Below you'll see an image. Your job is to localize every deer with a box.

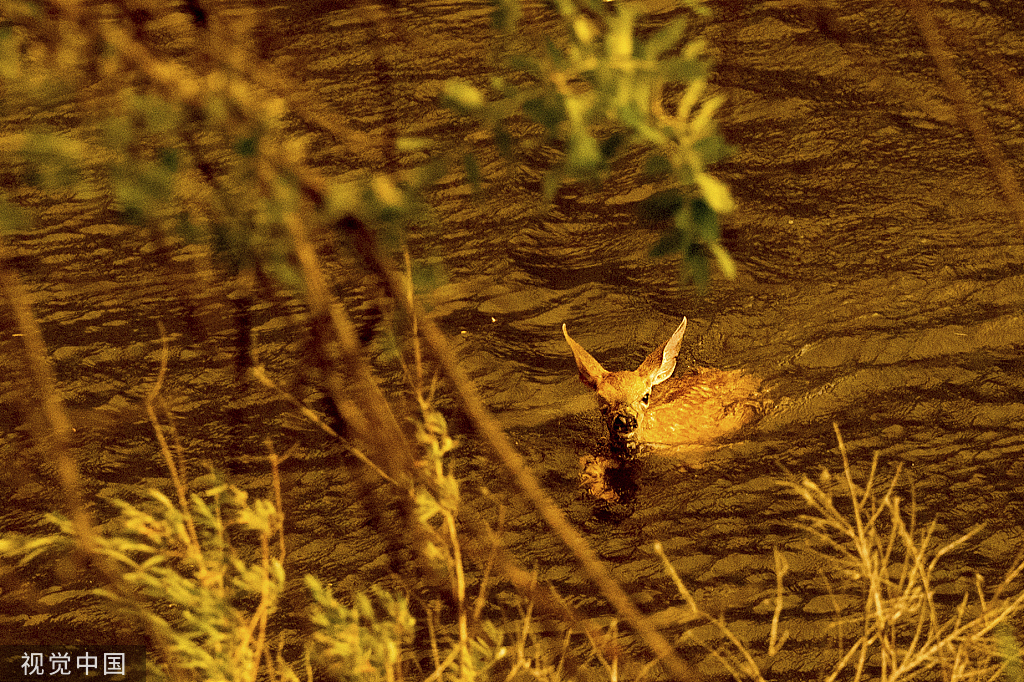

[563,318,761,460]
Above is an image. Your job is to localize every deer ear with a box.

[636,318,687,386]
[563,323,609,389]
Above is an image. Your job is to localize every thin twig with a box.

[768,547,789,656]
[251,365,402,488]
[146,322,201,553]
[0,243,188,680]
[903,0,1024,226]
[654,541,766,682]
[266,440,287,564]
[343,215,699,681]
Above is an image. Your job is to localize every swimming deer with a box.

[563,318,760,458]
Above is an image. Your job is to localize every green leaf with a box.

[572,16,596,45]
[565,129,601,176]
[690,93,726,139]
[692,198,719,242]
[551,0,573,15]
[493,124,514,159]
[441,80,485,113]
[323,180,360,221]
[661,57,707,83]
[370,174,405,210]
[684,36,709,60]
[637,188,685,222]
[686,245,710,291]
[681,0,713,18]
[522,94,566,131]
[606,7,637,60]
[695,171,734,213]
[635,120,669,145]
[235,134,258,157]
[616,98,642,129]
[693,133,733,165]
[643,17,688,60]
[598,131,627,161]
[490,0,522,33]
[563,91,595,126]
[673,202,692,235]
[673,162,695,186]
[175,211,202,243]
[643,153,673,179]
[405,156,448,191]
[464,152,482,192]
[650,225,685,257]
[577,0,610,15]
[543,37,568,69]
[505,53,542,75]
[709,242,736,279]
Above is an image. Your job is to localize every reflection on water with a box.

[3,0,1024,677]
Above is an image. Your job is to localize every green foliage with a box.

[442,0,735,288]
[0,448,444,682]
[306,577,414,682]
[0,3,440,290]
[0,1,746,680]
[0,404,565,682]
[6,400,1024,682]
[1,484,291,682]
[0,0,737,291]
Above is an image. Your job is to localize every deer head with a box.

[563,318,687,453]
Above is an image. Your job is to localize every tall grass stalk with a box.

[651,425,1024,682]
[790,425,1024,682]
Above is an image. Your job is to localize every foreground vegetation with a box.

[3,407,1023,681]
[0,0,734,677]
[1,0,1023,680]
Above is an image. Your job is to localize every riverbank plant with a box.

[3,408,1024,681]
[654,427,1024,682]
[0,0,732,677]
[1,0,1023,681]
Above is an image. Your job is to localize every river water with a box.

[2,0,1024,679]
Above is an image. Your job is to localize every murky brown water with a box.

[3,0,1024,678]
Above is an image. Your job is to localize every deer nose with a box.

[611,413,637,435]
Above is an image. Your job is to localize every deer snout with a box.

[610,412,638,437]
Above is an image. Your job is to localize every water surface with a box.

[2,1,1024,678]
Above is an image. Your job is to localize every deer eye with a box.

[641,391,651,406]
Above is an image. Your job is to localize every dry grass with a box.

[4,308,1024,682]
[651,424,1024,682]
